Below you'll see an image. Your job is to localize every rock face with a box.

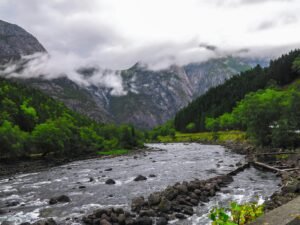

[0,20,268,129]
[25,59,262,129]
[0,20,46,63]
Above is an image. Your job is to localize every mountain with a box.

[174,50,300,132]
[107,59,259,128]
[21,77,112,123]
[23,58,257,129]
[0,20,46,63]
[0,76,143,159]
[0,19,266,129]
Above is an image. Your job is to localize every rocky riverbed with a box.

[0,143,281,225]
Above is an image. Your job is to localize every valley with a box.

[0,8,299,225]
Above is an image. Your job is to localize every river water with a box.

[0,143,281,225]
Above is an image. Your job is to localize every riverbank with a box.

[1,143,272,225]
[82,164,251,225]
[157,131,300,213]
[0,147,151,179]
[0,138,298,225]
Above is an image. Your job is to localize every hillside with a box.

[174,50,300,132]
[22,57,261,129]
[0,20,265,129]
[0,77,143,159]
[0,20,46,63]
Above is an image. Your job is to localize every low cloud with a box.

[0,0,300,87]
[0,52,127,96]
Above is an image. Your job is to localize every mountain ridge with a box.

[0,19,267,129]
[0,20,46,64]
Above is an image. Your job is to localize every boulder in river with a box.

[139,209,156,217]
[163,186,178,200]
[156,217,168,225]
[49,195,71,205]
[5,200,20,207]
[148,192,161,206]
[158,197,171,213]
[32,218,57,225]
[99,219,111,225]
[134,175,147,182]
[105,179,116,185]
[175,183,188,194]
[131,196,145,212]
[175,213,187,219]
[136,216,153,225]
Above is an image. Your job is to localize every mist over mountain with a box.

[0,19,267,129]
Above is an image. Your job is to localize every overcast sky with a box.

[1,0,300,70]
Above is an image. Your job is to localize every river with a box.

[0,143,281,225]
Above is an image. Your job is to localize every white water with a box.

[0,143,280,224]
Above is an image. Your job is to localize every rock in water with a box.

[131,196,145,212]
[156,217,168,225]
[158,197,171,213]
[148,192,161,206]
[136,217,153,225]
[105,179,116,185]
[49,195,71,205]
[134,175,147,181]
[32,218,57,225]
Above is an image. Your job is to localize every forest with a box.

[174,50,300,132]
[0,78,144,159]
[150,50,300,148]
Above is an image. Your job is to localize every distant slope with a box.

[174,50,300,132]
[0,77,143,159]
[0,20,46,63]
[20,77,112,123]
[0,19,266,129]
[107,59,260,129]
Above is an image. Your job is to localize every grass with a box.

[157,130,246,143]
[97,149,129,156]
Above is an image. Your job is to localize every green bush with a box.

[209,202,264,225]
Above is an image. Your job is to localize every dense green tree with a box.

[205,86,300,147]
[0,77,145,159]
[79,126,104,152]
[174,50,300,132]
[0,120,28,159]
[31,119,68,156]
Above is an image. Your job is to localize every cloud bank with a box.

[0,0,300,92]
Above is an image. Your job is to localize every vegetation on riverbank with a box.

[204,82,300,147]
[155,130,246,144]
[150,50,300,149]
[0,78,144,160]
[174,50,300,134]
[96,149,129,156]
[209,201,264,225]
